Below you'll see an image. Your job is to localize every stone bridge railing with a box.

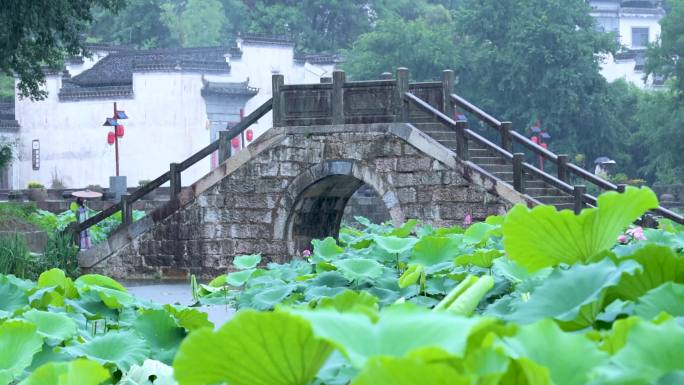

[272,69,448,127]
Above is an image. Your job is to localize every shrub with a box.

[0,233,36,278]
[27,181,44,189]
[86,184,103,193]
[42,231,80,277]
[138,179,151,187]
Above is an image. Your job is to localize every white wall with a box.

[12,42,337,189]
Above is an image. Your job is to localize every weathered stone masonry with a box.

[83,123,524,279]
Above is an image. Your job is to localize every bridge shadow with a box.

[279,160,398,254]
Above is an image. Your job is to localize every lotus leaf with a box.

[19,359,109,385]
[233,254,261,270]
[173,310,333,385]
[64,331,150,371]
[502,187,658,271]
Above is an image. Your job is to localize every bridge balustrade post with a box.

[573,185,586,214]
[381,72,392,80]
[332,70,346,125]
[396,67,409,122]
[442,70,455,117]
[218,131,229,164]
[557,154,569,182]
[272,74,284,127]
[121,193,133,226]
[617,184,626,193]
[170,163,181,200]
[455,120,469,161]
[500,121,512,152]
[513,153,525,193]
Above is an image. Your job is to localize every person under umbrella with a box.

[72,190,102,250]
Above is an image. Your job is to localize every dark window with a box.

[632,27,650,48]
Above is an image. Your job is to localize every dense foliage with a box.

[3,187,684,384]
[0,0,125,100]
[0,268,211,385]
[0,203,144,279]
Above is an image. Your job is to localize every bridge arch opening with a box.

[283,161,396,254]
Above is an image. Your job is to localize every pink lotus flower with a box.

[463,214,473,226]
[617,234,629,244]
[302,249,311,257]
[627,226,646,241]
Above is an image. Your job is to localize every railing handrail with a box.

[75,98,273,234]
[448,92,684,224]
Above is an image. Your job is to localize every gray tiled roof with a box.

[58,46,235,101]
[201,80,258,97]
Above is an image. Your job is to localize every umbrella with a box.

[594,157,616,164]
[530,126,542,133]
[71,190,103,199]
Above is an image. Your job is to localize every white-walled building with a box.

[588,0,666,87]
[2,36,338,189]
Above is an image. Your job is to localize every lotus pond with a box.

[2,186,684,385]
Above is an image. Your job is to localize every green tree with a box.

[343,4,456,80]
[453,0,619,161]
[0,0,125,100]
[647,0,684,96]
[90,0,176,48]
[161,0,227,47]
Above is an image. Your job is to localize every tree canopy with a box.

[0,0,125,100]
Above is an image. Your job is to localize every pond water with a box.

[123,281,235,327]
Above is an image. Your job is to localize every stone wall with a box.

[83,123,525,280]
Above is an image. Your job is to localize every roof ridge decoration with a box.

[237,33,295,46]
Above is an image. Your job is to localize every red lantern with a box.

[107,131,115,145]
[246,129,254,142]
[231,137,240,149]
[115,124,125,137]
[531,136,539,144]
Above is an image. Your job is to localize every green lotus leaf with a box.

[37,268,78,297]
[411,236,461,266]
[502,186,658,271]
[317,290,379,318]
[492,257,552,283]
[304,286,347,301]
[120,359,177,385]
[633,282,684,319]
[507,259,640,329]
[311,237,343,262]
[609,244,684,301]
[76,274,127,292]
[351,357,469,385]
[398,264,424,288]
[91,286,138,309]
[598,317,642,354]
[455,249,503,268]
[233,254,262,270]
[29,286,65,308]
[173,310,333,385]
[501,319,609,385]
[290,306,487,368]
[592,319,684,385]
[22,309,77,345]
[655,372,684,385]
[133,310,186,364]
[64,290,118,320]
[463,222,495,245]
[374,235,418,254]
[63,331,150,372]
[0,275,28,317]
[226,269,255,287]
[334,258,383,283]
[387,219,419,238]
[18,359,110,385]
[163,305,214,331]
[0,320,44,385]
[250,284,295,310]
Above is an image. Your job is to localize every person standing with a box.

[76,197,92,250]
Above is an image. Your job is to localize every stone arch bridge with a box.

[77,69,683,279]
